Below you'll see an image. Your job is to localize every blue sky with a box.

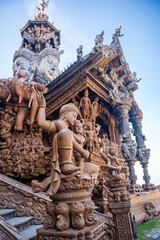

[0,0,160,185]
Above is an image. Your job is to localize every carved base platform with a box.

[127,184,143,194]
[37,220,105,240]
[142,183,156,191]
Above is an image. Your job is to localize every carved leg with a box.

[58,129,81,174]
[27,94,38,126]
[59,148,80,174]
[14,106,28,131]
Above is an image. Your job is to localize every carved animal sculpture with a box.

[84,201,97,226]
[9,74,47,130]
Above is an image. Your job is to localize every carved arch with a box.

[99,104,117,143]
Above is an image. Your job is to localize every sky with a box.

[0,0,160,185]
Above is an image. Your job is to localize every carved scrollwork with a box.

[0,180,48,224]
[43,202,56,229]
[97,213,116,240]
[55,202,70,231]
[70,202,85,230]
[84,200,97,226]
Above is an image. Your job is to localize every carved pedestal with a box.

[127,184,143,194]
[108,201,133,240]
[142,183,156,192]
[37,221,105,240]
[107,179,134,240]
[36,175,106,240]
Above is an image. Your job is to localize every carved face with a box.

[66,111,77,126]
[109,147,116,155]
[87,123,92,130]
[38,55,60,81]
[13,57,31,77]
[74,121,83,133]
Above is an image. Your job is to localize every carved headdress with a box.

[38,47,61,63]
[13,48,36,62]
[59,103,79,117]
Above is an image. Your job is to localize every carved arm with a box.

[36,94,56,133]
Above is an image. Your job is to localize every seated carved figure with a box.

[101,142,125,181]
[32,96,99,197]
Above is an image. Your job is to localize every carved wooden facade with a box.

[0,2,154,240]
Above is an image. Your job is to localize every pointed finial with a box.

[37,0,49,14]
[35,0,49,21]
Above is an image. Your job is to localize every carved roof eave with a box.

[47,51,117,92]
[20,20,61,42]
[46,51,118,99]
[45,51,119,116]
[45,70,114,116]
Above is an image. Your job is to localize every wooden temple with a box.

[0,1,156,239]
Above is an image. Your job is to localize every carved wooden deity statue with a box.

[32,95,102,237]
[101,142,125,181]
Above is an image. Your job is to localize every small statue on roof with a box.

[35,0,49,21]
[133,72,141,83]
[77,45,83,61]
[95,31,104,50]
[112,25,124,43]
[37,0,49,15]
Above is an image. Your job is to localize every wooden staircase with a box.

[0,173,51,240]
[0,208,43,239]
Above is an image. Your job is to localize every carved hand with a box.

[37,93,46,107]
